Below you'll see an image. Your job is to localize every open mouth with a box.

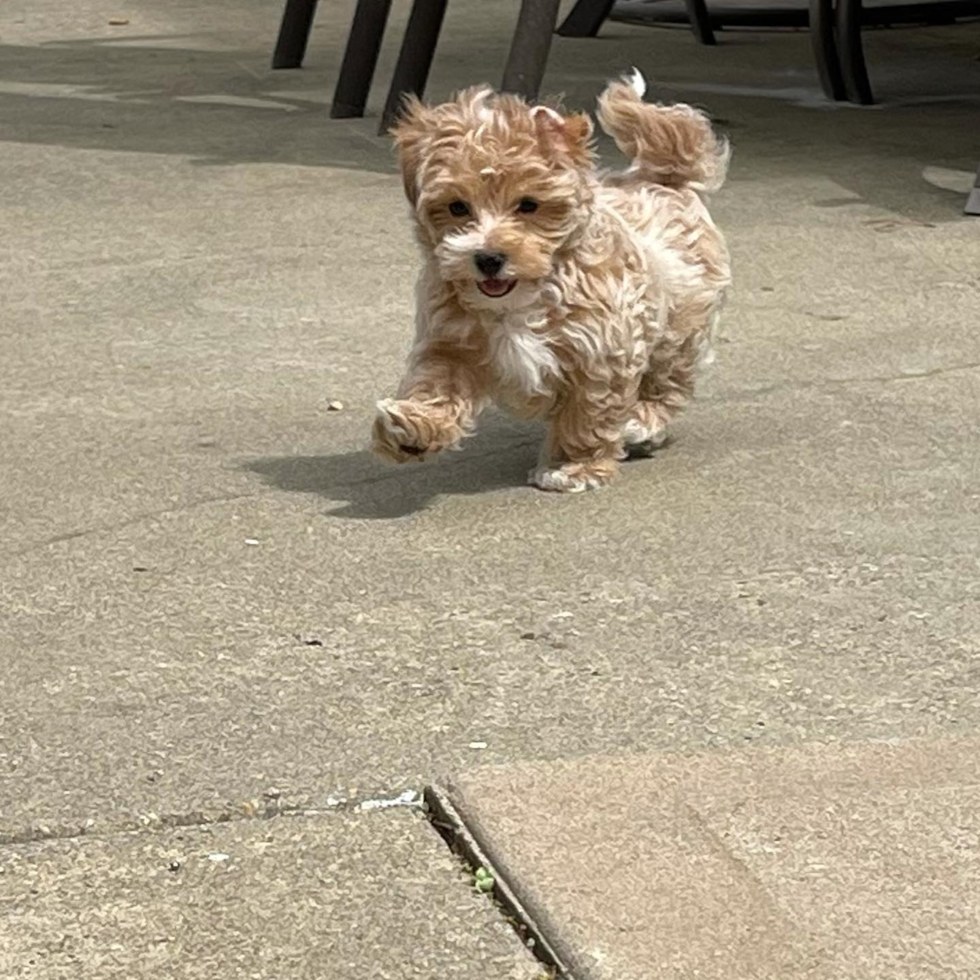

[477,277,517,298]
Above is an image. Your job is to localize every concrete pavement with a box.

[439,738,980,979]
[2,0,979,974]
[0,806,539,979]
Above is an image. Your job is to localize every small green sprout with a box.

[473,866,495,893]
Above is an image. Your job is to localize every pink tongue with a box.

[482,278,508,294]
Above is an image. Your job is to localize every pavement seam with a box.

[425,783,570,980]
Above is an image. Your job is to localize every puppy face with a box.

[393,89,594,310]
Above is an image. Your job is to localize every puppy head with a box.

[393,88,594,309]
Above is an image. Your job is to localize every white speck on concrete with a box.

[357,790,419,812]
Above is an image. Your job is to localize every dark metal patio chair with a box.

[559,0,980,106]
[272,0,563,133]
[557,0,980,212]
[272,0,979,213]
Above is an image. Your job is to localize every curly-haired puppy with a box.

[372,70,730,492]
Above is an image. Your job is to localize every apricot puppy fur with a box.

[372,71,730,492]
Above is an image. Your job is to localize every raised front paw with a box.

[371,398,465,464]
[528,458,620,493]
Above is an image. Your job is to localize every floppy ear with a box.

[531,105,595,167]
[391,96,435,205]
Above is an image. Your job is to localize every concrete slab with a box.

[0,807,540,979]
[1,16,980,980]
[440,738,980,980]
[2,0,980,847]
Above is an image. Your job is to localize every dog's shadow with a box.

[244,416,542,520]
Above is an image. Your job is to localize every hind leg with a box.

[621,338,700,456]
[621,399,670,458]
[627,295,721,454]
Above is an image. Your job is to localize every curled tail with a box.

[596,69,730,193]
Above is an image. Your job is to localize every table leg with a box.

[685,0,717,44]
[331,0,393,118]
[272,0,319,69]
[837,0,875,103]
[809,0,846,100]
[501,0,564,100]
[556,0,616,37]
[379,0,450,133]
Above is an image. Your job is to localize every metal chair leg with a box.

[331,0,393,118]
[836,0,874,103]
[556,0,616,37]
[272,0,319,69]
[501,0,563,99]
[809,0,846,100]
[379,0,449,133]
[685,0,717,44]
[966,162,980,216]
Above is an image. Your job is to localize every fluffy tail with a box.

[596,69,730,193]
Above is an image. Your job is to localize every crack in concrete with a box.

[0,789,423,849]
[717,359,980,401]
[4,490,267,561]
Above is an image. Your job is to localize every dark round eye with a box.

[448,200,470,217]
[517,197,539,214]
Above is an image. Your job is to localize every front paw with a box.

[528,459,619,493]
[371,398,464,463]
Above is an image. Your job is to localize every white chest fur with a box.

[484,314,559,398]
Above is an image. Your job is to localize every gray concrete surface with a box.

[1,0,979,974]
[442,738,980,979]
[0,806,539,979]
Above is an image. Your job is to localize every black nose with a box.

[474,251,506,277]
